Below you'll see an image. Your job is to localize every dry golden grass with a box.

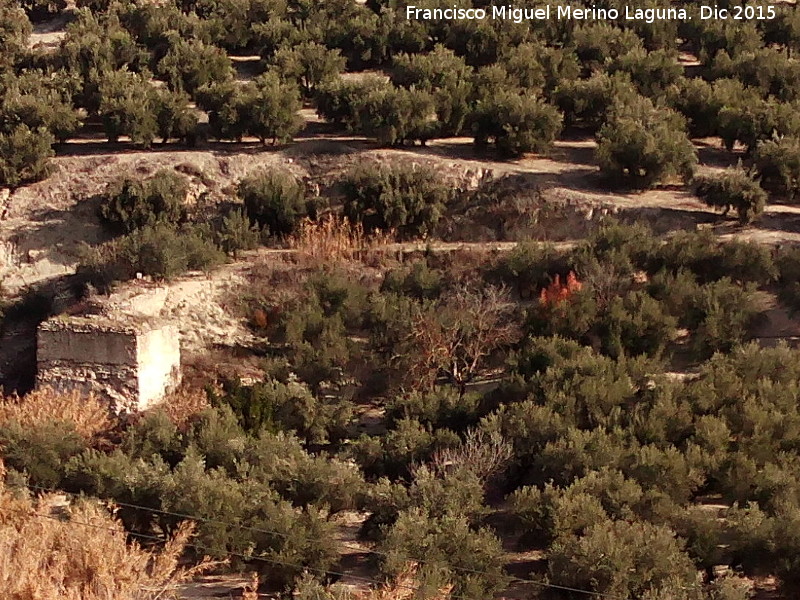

[360,564,453,600]
[0,388,113,441]
[156,387,212,431]
[288,215,394,265]
[0,460,214,600]
[289,563,453,600]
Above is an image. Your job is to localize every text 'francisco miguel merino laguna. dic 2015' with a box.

[405,5,692,23]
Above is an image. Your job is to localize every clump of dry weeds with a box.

[156,387,212,431]
[362,564,453,600]
[0,460,213,600]
[289,215,393,265]
[0,388,113,441]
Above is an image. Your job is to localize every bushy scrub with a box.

[753,136,800,199]
[209,377,353,444]
[238,169,307,236]
[596,95,697,188]
[79,222,225,286]
[99,169,187,233]
[472,91,563,157]
[0,124,54,188]
[341,163,450,238]
[379,509,507,600]
[548,520,701,599]
[694,167,767,224]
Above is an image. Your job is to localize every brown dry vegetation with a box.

[288,214,394,266]
[0,387,113,441]
[151,387,211,431]
[358,564,453,600]
[0,460,210,600]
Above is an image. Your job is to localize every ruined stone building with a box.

[36,315,181,413]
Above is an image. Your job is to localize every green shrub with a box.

[156,38,233,96]
[571,23,643,73]
[667,77,718,138]
[548,519,701,599]
[97,69,158,147]
[609,48,682,98]
[238,169,307,236]
[0,0,31,71]
[210,377,353,444]
[493,241,570,299]
[596,95,696,188]
[582,219,658,271]
[341,163,450,238]
[695,167,767,224]
[713,48,800,102]
[80,222,225,285]
[471,91,563,157]
[380,261,443,300]
[406,464,488,522]
[316,75,393,129]
[65,444,339,588]
[694,20,763,64]
[0,75,81,142]
[0,124,54,188]
[686,278,759,358]
[555,72,638,132]
[379,508,508,600]
[351,83,439,146]
[214,207,261,256]
[391,44,474,136]
[0,420,87,488]
[197,75,302,143]
[271,41,346,97]
[652,230,777,285]
[351,418,460,479]
[124,406,182,454]
[718,100,800,153]
[529,427,628,489]
[525,285,599,344]
[532,349,643,430]
[99,169,187,233]
[244,72,304,144]
[386,388,482,432]
[598,291,677,359]
[63,448,172,533]
[510,483,609,544]
[500,41,580,94]
[753,136,800,199]
[153,89,198,144]
[625,443,705,504]
[778,246,800,314]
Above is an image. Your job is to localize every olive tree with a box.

[694,167,767,224]
[596,95,696,188]
[271,41,346,97]
[472,91,563,157]
[0,125,54,189]
[752,136,800,200]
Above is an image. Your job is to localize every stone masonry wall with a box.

[36,316,181,413]
[136,325,181,410]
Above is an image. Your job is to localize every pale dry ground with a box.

[27,12,70,50]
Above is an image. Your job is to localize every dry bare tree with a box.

[428,428,513,484]
[403,284,520,396]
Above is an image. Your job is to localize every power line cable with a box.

[10,481,629,599]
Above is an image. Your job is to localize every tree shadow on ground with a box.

[9,195,109,270]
